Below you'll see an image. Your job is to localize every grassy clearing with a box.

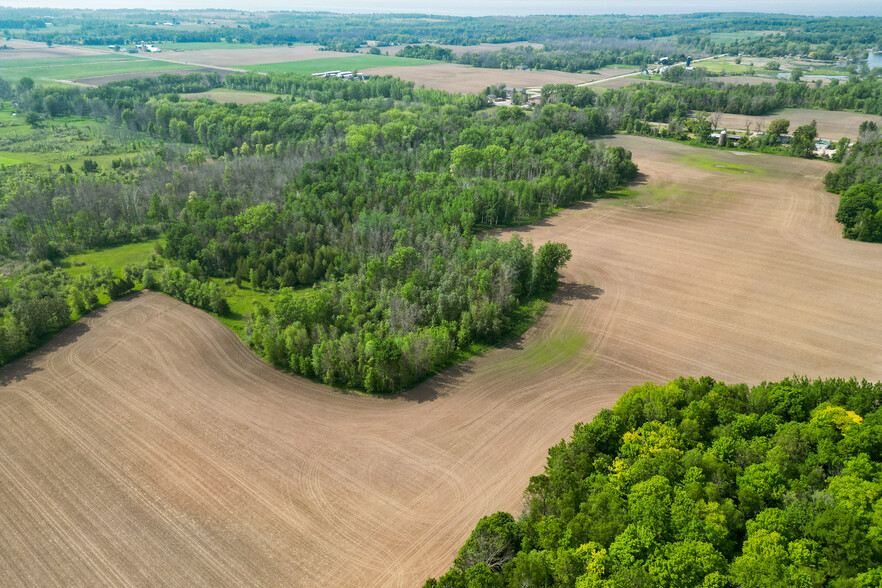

[182,88,280,104]
[243,54,436,74]
[0,55,197,82]
[0,103,153,171]
[211,279,280,336]
[59,240,161,278]
[0,153,25,165]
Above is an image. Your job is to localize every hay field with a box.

[706,108,882,139]
[3,136,882,586]
[0,54,199,83]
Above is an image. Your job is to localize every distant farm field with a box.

[0,54,198,82]
[701,108,882,140]
[243,54,437,74]
[155,44,354,67]
[358,62,601,92]
[5,136,882,586]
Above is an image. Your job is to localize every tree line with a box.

[0,72,637,390]
[426,376,882,587]
[826,122,882,243]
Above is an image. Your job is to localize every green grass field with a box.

[0,55,197,82]
[59,240,161,278]
[677,153,766,176]
[182,88,280,104]
[243,54,436,74]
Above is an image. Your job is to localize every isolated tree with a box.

[531,241,572,293]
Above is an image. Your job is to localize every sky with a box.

[2,1,881,17]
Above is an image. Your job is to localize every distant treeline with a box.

[5,9,880,72]
[427,376,882,587]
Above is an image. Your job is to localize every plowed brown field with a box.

[3,136,882,586]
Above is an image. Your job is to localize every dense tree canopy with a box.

[427,376,882,587]
[0,72,637,389]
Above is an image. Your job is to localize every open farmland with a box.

[0,54,199,83]
[243,55,436,75]
[357,63,606,93]
[700,108,882,140]
[73,68,223,87]
[3,136,882,586]
[0,39,102,60]
[153,44,354,67]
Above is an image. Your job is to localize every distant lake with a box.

[869,52,882,69]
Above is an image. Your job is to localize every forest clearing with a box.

[3,136,881,586]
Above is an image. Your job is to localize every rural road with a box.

[576,53,728,87]
[3,135,882,586]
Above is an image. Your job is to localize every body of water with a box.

[868,52,882,69]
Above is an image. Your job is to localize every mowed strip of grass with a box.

[0,55,198,81]
[242,54,436,74]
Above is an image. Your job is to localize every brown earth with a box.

[0,39,101,60]
[155,45,354,67]
[704,108,882,140]
[358,63,605,93]
[3,136,882,586]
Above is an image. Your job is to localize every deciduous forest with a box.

[427,377,882,587]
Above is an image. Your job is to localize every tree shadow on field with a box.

[629,171,650,187]
[555,283,604,306]
[392,361,477,404]
[0,307,103,387]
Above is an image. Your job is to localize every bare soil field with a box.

[358,63,602,93]
[4,136,882,586]
[0,39,101,60]
[705,108,882,140]
[155,45,354,67]
[74,68,227,86]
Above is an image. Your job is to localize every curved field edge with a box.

[2,136,882,586]
[426,375,882,587]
